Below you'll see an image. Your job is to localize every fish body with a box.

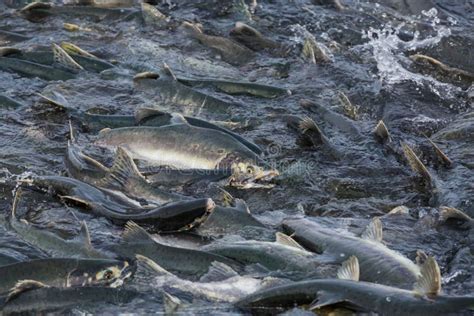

[177,77,291,99]
[1,285,139,314]
[0,258,132,294]
[95,124,259,170]
[109,222,241,278]
[0,95,23,109]
[24,176,215,232]
[283,218,420,289]
[236,279,474,315]
[0,57,75,81]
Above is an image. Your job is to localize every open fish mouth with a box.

[227,169,279,189]
[108,261,135,288]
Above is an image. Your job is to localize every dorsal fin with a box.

[96,147,145,190]
[134,108,168,124]
[60,42,97,59]
[219,188,234,207]
[182,21,203,34]
[133,71,160,81]
[0,47,22,57]
[11,188,23,222]
[361,217,383,243]
[6,280,48,302]
[37,91,70,109]
[234,198,250,214]
[401,142,432,182]
[122,221,154,242]
[374,120,391,143]
[163,291,182,314]
[387,205,409,215]
[439,206,472,223]
[425,137,452,167]
[199,261,238,282]
[74,220,92,248]
[337,255,359,281]
[415,250,428,265]
[52,43,83,71]
[275,232,306,251]
[68,120,75,143]
[162,63,177,81]
[135,255,172,276]
[413,256,441,296]
[170,113,188,125]
[299,116,328,147]
[20,2,52,12]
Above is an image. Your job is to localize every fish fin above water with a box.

[425,137,452,168]
[97,147,145,189]
[182,21,203,34]
[60,42,97,59]
[68,120,76,143]
[336,255,359,281]
[0,47,22,57]
[309,290,346,310]
[52,43,83,71]
[387,205,409,215]
[123,221,153,242]
[20,2,52,12]
[439,206,473,223]
[401,142,432,182]
[374,120,391,143]
[413,256,441,297]
[415,250,428,266]
[135,254,172,276]
[234,199,251,214]
[361,217,383,243]
[11,188,22,221]
[163,291,182,314]
[134,107,168,124]
[59,195,91,208]
[275,232,306,251]
[162,63,177,81]
[199,261,239,282]
[170,113,188,125]
[299,116,324,145]
[6,280,49,303]
[133,71,160,81]
[219,188,234,207]
[74,220,92,248]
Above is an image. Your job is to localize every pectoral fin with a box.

[309,290,346,310]
[199,261,238,282]
[6,280,48,303]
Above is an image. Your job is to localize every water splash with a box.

[362,10,460,98]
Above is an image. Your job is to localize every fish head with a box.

[68,260,135,288]
[228,162,279,189]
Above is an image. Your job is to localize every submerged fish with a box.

[0,95,24,109]
[20,2,139,23]
[1,281,140,314]
[237,256,474,315]
[108,221,242,278]
[133,71,234,116]
[182,21,254,66]
[177,77,291,99]
[0,56,75,81]
[10,189,107,259]
[202,233,322,279]
[0,30,32,45]
[20,176,215,232]
[229,22,283,54]
[95,116,278,187]
[137,255,283,303]
[0,258,133,294]
[282,217,420,289]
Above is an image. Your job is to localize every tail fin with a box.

[52,43,83,71]
[401,142,432,182]
[413,256,441,297]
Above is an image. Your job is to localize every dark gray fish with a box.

[0,57,76,81]
[21,176,215,232]
[237,256,474,316]
[177,77,291,99]
[229,22,283,53]
[0,258,133,295]
[108,221,242,279]
[1,282,140,314]
[0,95,24,109]
[133,71,234,116]
[20,2,140,23]
[0,30,32,45]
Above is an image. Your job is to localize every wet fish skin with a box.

[282,218,420,289]
[133,75,233,115]
[0,57,76,81]
[95,125,260,170]
[24,176,216,232]
[236,279,474,315]
[0,95,24,109]
[177,77,291,99]
[0,258,132,295]
[108,221,242,278]
[1,286,140,314]
[229,22,282,53]
[142,167,232,186]
[0,30,32,45]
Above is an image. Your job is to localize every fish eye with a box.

[247,166,254,174]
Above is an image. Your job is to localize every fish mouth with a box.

[109,261,135,288]
[227,169,279,189]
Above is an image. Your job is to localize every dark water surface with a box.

[0,0,473,314]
